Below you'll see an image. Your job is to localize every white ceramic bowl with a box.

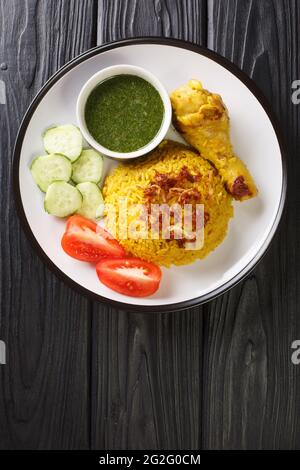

[76,64,172,159]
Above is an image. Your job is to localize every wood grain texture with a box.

[91,0,207,450]
[0,0,97,449]
[203,0,300,449]
[97,0,206,43]
[91,307,203,449]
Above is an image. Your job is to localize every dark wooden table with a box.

[0,0,299,450]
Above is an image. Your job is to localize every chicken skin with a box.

[170,80,257,201]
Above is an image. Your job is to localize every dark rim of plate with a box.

[13,37,287,314]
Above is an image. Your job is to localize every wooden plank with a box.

[91,308,203,449]
[0,0,97,449]
[91,0,207,450]
[97,0,206,44]
[203,0,300,449]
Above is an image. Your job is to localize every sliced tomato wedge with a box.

[96,257,162,297]
[61,215,125,262]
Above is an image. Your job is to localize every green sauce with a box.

[85,75,164,153]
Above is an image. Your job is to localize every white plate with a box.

[13,39,286,312]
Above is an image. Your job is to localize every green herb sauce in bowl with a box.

[77,65,172,160]
[85,75,164,153]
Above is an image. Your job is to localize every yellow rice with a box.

[103,140,233,267]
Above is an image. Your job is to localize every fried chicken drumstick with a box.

[170,80,257,201]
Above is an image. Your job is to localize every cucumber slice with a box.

[72,149,103,184]
[43,125,83,162]
[30,154,72,192]
[44,181,82,217]
[76,182,105,220]
[95,203,105,219]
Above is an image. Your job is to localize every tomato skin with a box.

[65,214,97,232]
[61,215,125,263]
[96,258,162,297]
